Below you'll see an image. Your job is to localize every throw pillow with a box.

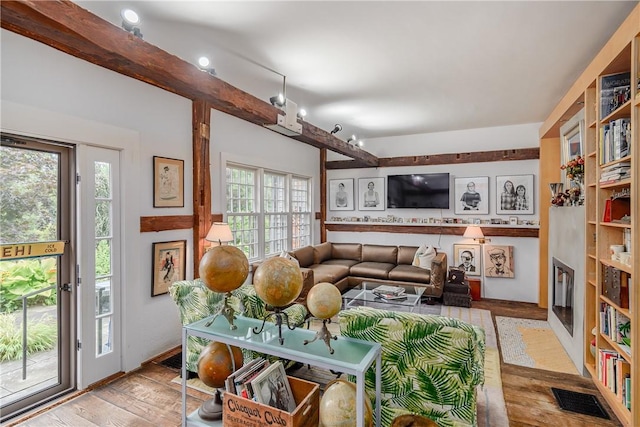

[412,244,428,267]
[413,245,436,269]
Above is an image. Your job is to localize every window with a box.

[226,164,311,261]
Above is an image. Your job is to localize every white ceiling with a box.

[75,1,638,142]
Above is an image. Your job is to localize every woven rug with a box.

[496,316,578,375]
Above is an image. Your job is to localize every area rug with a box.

[440,306,509,427]
[496,316,578,375]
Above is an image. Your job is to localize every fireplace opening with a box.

[552,257,574,336]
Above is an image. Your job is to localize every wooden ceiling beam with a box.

[326,147,540,169]
[0,0,378,167]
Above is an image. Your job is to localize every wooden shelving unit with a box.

[541,6,638,426]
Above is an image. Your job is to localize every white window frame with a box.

[225,162,312,262]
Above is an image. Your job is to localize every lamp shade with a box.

[463,226,484,240]
[206,222,233,244]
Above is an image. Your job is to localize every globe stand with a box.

[253,307,296,345]
[303,318,337,354]
[204,291,237,329]
[197,388,223,421]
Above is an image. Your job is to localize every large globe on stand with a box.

[199,245,249,293]
[306,282,342,319]
[197,341,243,388]
[253,257,303,307]
[319,379,373,427]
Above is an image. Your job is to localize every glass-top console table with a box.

[181,314,382,427]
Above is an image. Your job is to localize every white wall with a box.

[326,124,542,303]
[0,30,318,372]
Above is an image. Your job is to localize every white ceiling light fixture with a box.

[120,8,143,38]
[330,124,342,135]
[197,56,216,76]
[297,108,307,120]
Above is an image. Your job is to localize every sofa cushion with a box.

[290,245,314,268]
[322,259,360,268]
[362,244,398,264]
[350,261,395,279]
[388,264,431,284]
[331,243,362,261]
[309,263,350,284]
[314,241,333,264]
[397,246,418,265]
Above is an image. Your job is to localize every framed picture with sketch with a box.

[358,177,385,211]
[496,174,534,215]
[329,179,354,211]
[453,243,481,277]
[152,240,186,296]
[153,156,184,207]
[454,176,489,215]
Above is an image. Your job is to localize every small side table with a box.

[468,278,482,301]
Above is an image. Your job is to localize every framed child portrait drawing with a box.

[496,174,534,215]
[454,176,489,215]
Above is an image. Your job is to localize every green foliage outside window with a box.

[0,258,58,313]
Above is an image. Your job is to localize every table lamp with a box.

[206,222,234,246]
[463,225,490,244]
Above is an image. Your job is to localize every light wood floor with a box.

[5,299,622,427]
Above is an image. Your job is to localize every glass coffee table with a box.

[342,282,425,313]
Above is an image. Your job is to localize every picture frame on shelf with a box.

[453,243,481,277]
[329,179,354,211]
[559,108,585,189]
[250,361,296,412]
[496,174,534,215]
[454,176,489,215]
[358,177,385,211]
[152,240,186,296]
[509,216,518,225]
[153,156,184,207]
[483,245,514,278]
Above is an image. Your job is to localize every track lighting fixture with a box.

[197,56,217,76]
[121,8,143,38]
[269,93,285,108]
[330,124,342,135]
[347,135,357,143]
[347,135,364,147]
[297,108,307,120]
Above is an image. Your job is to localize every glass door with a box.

[0,134,75,422]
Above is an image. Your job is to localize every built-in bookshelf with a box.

[587,37,636,426]
[541,7,638,425]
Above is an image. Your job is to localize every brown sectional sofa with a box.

[289,242,447,301]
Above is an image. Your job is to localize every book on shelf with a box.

[600,72,631,120]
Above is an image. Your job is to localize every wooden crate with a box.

[223,376,319,427]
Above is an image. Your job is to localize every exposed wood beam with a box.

[193,100,212,276]
[320,148,327,243]
[326,147,540,169]
[140,215,194,232]
[325,223,539,238]
[0,0,379,167]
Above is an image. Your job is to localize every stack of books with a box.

[372,285,407,300]
[600,162,630,184]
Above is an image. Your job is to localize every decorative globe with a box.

[306,282,342,319]
[319,379,373,427]
[197,341,243,389]
[199,245,249,293]
[253,257,303,307]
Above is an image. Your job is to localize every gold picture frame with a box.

[153,156,184,207]
[152,240,186,296]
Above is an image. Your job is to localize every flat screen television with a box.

[387,173,450,209]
